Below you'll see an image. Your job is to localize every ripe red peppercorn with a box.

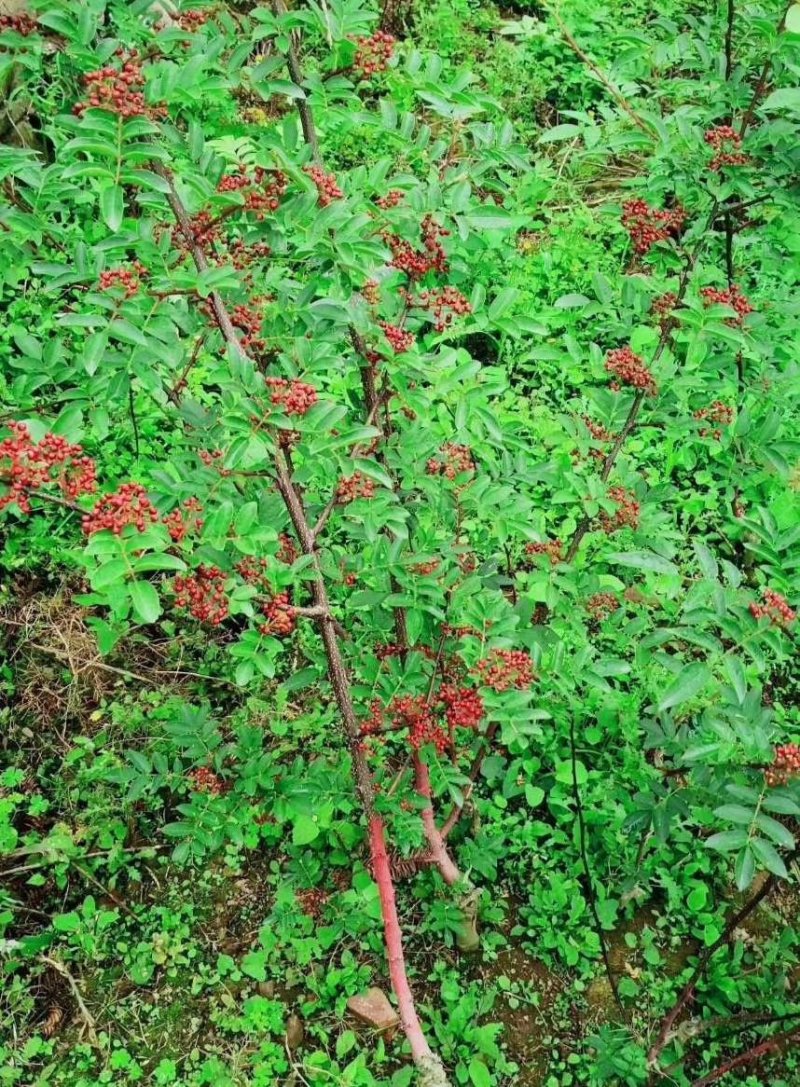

[750,589,796,628]
[188,767,225,794]
[605,346,657,396]
[0,12,38,34]
[474,649,535,692]
[74,52,164,120]
[379,321,415,354]
[266,377,318,416]
[350,31,395,78]
[440,684,484,730]
[0,424,97,513]
[701,284,753,325]
[600,486,640,533]
[174,565,229,625]
[260,592,296,637]
[526,539,563,564]
[416,286,472,332]
[304,165,343,207]
[704,125,750,170]
[82,482,157,535]
[426,443,475,480]
[766,743,800,787]
[621,198,686,256]
[336,471,376,504]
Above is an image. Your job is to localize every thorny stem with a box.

[688,1022,800,1087]
[157,161,452,1087]
[646,860,794,1076]
[737,2,793,138]
[551,8,654,136]
[724,0,735,81]
[270,0,321,164]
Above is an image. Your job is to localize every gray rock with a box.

[346,987,399,1038]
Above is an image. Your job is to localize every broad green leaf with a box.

[555,759,588,786]
[468,1059,492,1087]
[607,551,679,576]
[706,829,748,852]
[129,581,161,624]
[657,663,711,712]
[714,804,755,825]
[735,846,755,891]
[755,813,795,849]
[99,183,124,231]
[751,838,788,878]
[292,814,320,846]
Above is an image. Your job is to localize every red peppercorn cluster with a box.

[362,279,381,305]
[99,262,147,297]
[651,291,679,326]
[526,539,563,564]
[583,417,613,442]
[475,649,535,692]
[188,767,225,794]
[621,198,686,255]
[457,552,477,574]
[586,592,620,620]
[417,286,472,332]
[600,486,640,533]
[376,189,404,209]
[398,695,448,752]
[411,559,440,576]
[426,443,475,480]
[229,302,265,352]
[74,52,160,119]
[235,556,269,585]
[440,685,484,730]
[178,9,211,31]
[360,699,385,735]
[296,887,328,919]
[336,471,376,504]
[229,238,272,271]
[700,284,753,325]
[0,13,38,35]
[704,126,749,170]
[260,592,296,637]
[198,449,230,475]
[605,346,657,396]
[174,565,229,624]
[183,210,220,251]
[443,624,480,639]
[383,216,449,279]
[0,424,97,513]
[164,497,204,542]
[217,167,287,218]
[304,165,343,207]
[750,589,796,627]
[82,482,157,535]
[351,31,395,78]
[766,743,800,787]
[266,376,318,416]
[277,533,298,564]
[694,400,734,439]
[379,321,415,354]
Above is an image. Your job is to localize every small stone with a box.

[257,980,275,998]
[346,987,399,1038]
[285,1013,304,1051]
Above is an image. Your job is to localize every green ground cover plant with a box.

[1,0,800,1084]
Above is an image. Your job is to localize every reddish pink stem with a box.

[369,816,450,1086]
[413,753,461,885]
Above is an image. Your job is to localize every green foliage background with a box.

[1,1,800,1085]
